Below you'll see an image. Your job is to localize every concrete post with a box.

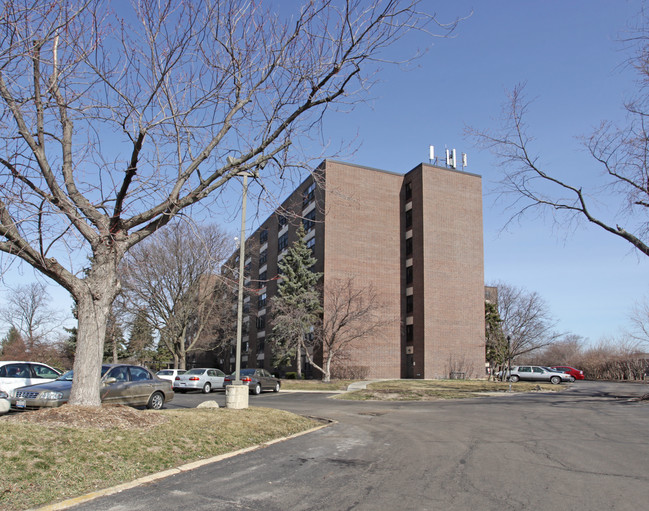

[225,384,249,409]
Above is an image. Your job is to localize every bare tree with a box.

[0,0,458,405]
[493,281,563,362]
[468,16,649,258]
[305,277,389,382]
[120,222,234,370]
[629,296,649,344]
[0,282,65,352]
[520,333,585,367]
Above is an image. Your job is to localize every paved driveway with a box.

[68,381,649,510]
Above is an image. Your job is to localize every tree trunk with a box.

[179,340,186,370]
[68,290,113,406]
[296,343,302,378]
[68,250,121,407]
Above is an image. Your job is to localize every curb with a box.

[30,418,335,511]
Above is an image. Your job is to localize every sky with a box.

[309,0,649,345]
[1,0,648,346]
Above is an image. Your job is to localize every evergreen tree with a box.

[103,311,127,363]
[270,225,322,377]
[126,311,155,364]
[1,326,27,359]
[485,300,507,380]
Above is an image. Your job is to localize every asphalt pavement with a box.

[56,381,649,511]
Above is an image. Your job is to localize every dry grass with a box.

[0,405,319,511]
[280,379,355,391]
[338,379,564,401]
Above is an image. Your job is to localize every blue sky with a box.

[306,0,648,344]
[2,1,647,345]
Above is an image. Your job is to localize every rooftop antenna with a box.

[429,145,437,165]
[462,152,468,169]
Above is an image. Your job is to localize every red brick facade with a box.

[227,159,485,379]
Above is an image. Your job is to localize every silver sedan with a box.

[509,366,572,384]
[173,368,225,393]
[10,364,174,410]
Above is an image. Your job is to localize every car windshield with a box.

[57,365,112,381]
[543,367,559,372]
[185,369,205,375]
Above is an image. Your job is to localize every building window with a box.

[406,266,413,285]
[405,182,412,201]
[259,250,267,266]
[258,270,267,283]
[306,237,315,253]
[406,295,413,314]
[406,237,413,256]
[256,315,266,330]
[258,292,267,310]
[257,337,265,353]
[405,209,412,229]
[406,324,413,343]
[278,232,288,252]
[259,229,268,244]
[303,181,316,206]
[303,209,316,232]
[278,214,288,228]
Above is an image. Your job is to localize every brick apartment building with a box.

[224,159,485,379]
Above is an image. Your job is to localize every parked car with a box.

[223,368,281,395]
[0,361,61,395]
[550,366,584,382]
[0,390,9,415]
[156,369,187,382]
[10,364,173,411]
[173,368,225,393]
[509,365,572,384]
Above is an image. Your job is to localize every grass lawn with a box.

[338,379,564,400]
[280,379,356,391]
[0,406,320,511]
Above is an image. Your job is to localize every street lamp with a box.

[226,167,257,409]
[234,169,256,385]
[507,335,512,392]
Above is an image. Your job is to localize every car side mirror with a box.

[104,377,117,385]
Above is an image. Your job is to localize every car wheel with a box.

[273,382,280,393]
[147,391,165,410]
[550,376,561,385]
[569,376,576,382]
[203,382,211,393]
[252,383,261,395]
[510,375,520,383]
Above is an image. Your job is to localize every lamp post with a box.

[226,168,257,409]
[507,335,512,392]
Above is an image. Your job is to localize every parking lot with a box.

[66,380,649,511]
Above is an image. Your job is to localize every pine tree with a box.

[485,301,507,380]
[270,225,322,377]
[126,311,155,364]
[1,326,27,359]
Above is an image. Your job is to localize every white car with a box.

[156,369,187,382]
[0,361,62,396]
[173,368,225,393]
[0,390,9,415]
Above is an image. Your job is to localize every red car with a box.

[550,366,585,381]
